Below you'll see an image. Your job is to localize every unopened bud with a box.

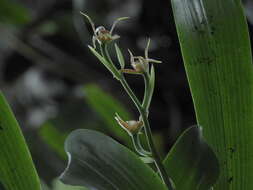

[115,114,143,135]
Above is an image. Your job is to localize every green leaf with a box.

[142,66,155,111]
[171,0,253,188]
[0,92,41,190]
[115,43,125,69]
[88,45,119,79]
[52,180,88,190]
[84,84,133,147]
[164,126,219,190]
[0,0,31,25]
[88,45,113,70]
[148,65,155,109]
[60,129,167,190]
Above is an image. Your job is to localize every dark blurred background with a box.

[1,0,253,188]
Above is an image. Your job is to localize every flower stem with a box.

[140,111,174,190]
[119,75,143,112]
[103,45,174,190]
[118,74,174,190]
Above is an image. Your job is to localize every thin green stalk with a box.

[119,75,173,190]
[119,75,143,112]
[104,45,142,109]
[132,133,151,156]
[140,111,174,190]
[103,44,121,80]
[103,44,173,190]
[141,72,173,190]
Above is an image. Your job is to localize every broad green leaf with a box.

[0,0,30,25]
[52,180,88,190]
[60,129,167,190]
[163,126,219,190]
[115,43,125,69]
[171,0,253,188]
[83,84,133,147]
[0,92,41,190]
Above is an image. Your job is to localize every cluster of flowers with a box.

[82,12,161,135]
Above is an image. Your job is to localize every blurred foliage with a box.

[0,0,30,25]
[39,122,67,160]
[84,84,132,145]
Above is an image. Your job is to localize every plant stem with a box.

[142,72,173,190]
[119,75,143,112]
[119,74,173,190]
[141,112,174,190]
[101,45,121,80]
[103,45,173,190]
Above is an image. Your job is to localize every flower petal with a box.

[110,17,130,34]
[80,12,96,34]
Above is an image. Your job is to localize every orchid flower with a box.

[121,38,162,74]
[81,12,129,48]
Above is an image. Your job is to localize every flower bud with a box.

[115,114,143,135]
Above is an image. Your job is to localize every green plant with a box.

[0,92,41,190]
[3,1,250,188]
[59,13,219,190]
[170,0,253,189]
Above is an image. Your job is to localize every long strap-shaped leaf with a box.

[171,0,253,189]
[0,92,41,190]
